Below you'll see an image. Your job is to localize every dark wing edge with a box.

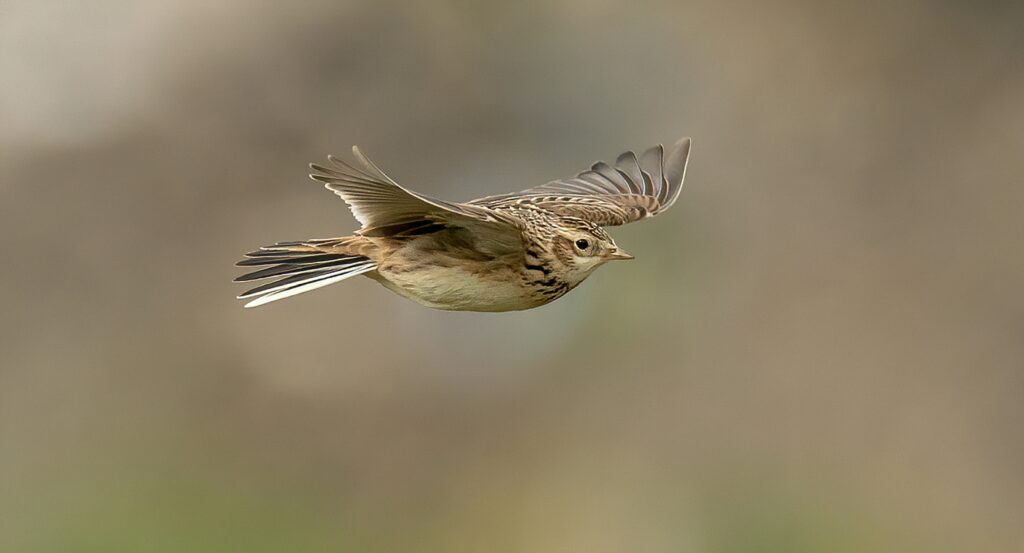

[472,137,692,226]
[309,146,521,237]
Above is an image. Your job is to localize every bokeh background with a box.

[2,1,1023,551]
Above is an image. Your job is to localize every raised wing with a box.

[472,137,691,226]
[310,147,520,237]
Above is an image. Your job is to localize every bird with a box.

[235,137,692,311]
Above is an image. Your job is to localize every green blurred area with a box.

[2,0,1023,551]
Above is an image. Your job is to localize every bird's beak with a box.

[607,248,635,261]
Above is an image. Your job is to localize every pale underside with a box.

[369,262,545,312]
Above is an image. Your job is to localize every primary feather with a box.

[309,146,518,237]
[471,137,691,226]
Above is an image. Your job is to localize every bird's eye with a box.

[574,238,590,250]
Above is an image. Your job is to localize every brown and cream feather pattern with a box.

[235,137,692,310]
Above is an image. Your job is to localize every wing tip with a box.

[659,136,692,210]
[673,136,692,157]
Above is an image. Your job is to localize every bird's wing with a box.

[310,147,521,237]
[471,137,691,227]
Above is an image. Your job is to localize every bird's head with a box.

[552,218,633,280]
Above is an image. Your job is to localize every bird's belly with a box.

[371,264,544,312]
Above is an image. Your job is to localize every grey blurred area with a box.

[2,0,1023,551]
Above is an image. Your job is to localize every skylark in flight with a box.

[236,137,692,311]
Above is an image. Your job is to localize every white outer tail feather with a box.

[241,262,377,308]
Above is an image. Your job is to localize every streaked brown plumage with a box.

[235,137,692,310]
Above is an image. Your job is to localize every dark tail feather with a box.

[235,245,376,308]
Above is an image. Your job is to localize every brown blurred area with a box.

[2,0,1023,551]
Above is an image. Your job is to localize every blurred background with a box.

[2,1,1023,551]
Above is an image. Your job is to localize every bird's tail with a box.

[235,238,377,308]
